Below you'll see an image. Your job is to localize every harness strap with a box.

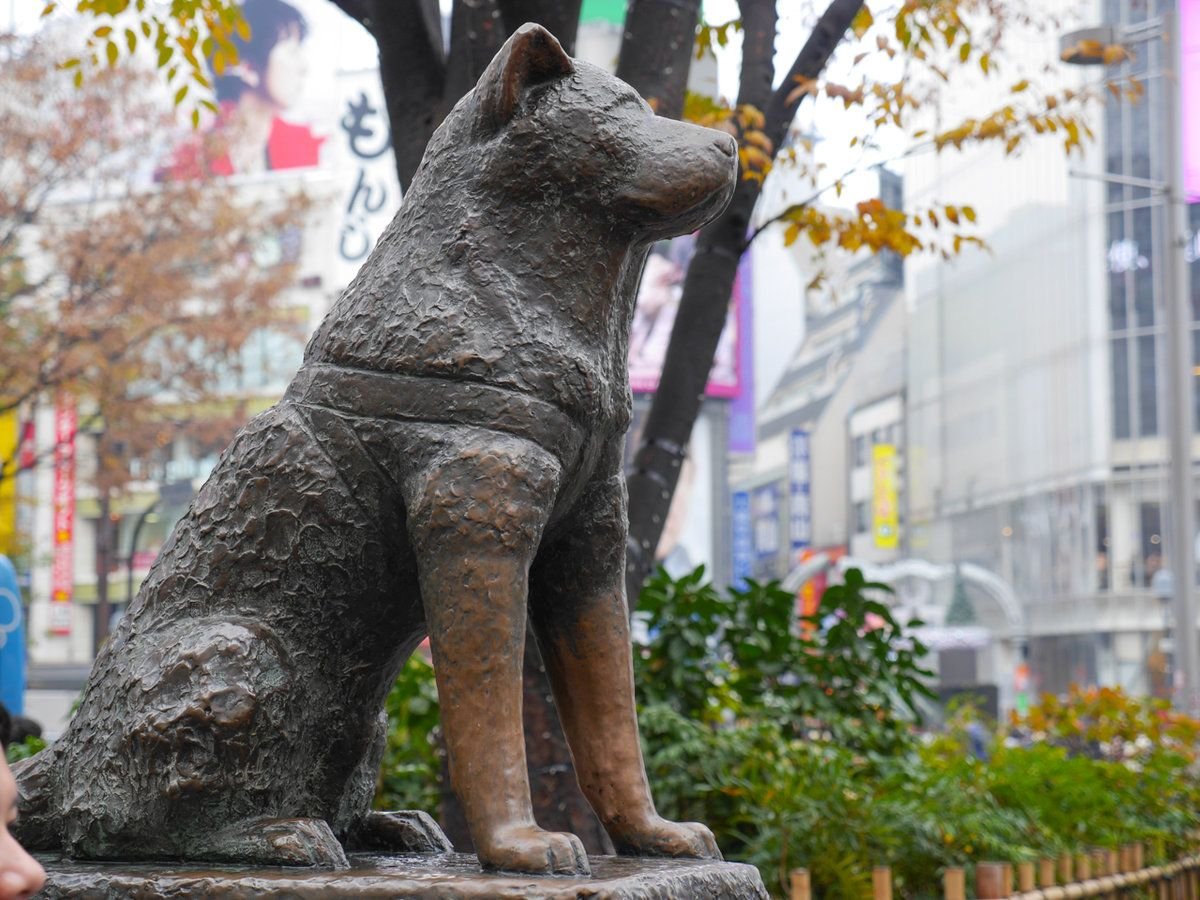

[285,363,585,468]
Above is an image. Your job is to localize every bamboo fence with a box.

[789,842,1200,900]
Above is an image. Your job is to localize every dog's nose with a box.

[714,135,737,157]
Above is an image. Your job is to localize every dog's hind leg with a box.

[405,433,587,875]
[189,816,350,868]
[341,713,452,854]
[11,746,63,852]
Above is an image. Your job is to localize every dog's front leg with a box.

[406,434,588,876]
[528,452,721,862]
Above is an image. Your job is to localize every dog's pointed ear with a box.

[475,23,574,132]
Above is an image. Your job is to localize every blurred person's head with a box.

[215,0,309,110]
[0,705,45,899]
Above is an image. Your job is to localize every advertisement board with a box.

[788,429,812,558]
[158,0,334,179]
[730,491,753,591]
[155,0,401,290]
[751,484,780,577]
[1185,0,1200,199]
[331,69,401,289]
[872,444,899,550]
[629,235,742,398]
[624,400,716,578]
[49,398,76,636]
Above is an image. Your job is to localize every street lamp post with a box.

[1161,11,1199,713]
[124,500,159,609]
[1062,10,1198,712]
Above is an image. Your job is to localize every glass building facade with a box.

[903,0,1199,704]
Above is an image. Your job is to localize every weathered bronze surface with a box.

[16,23,737,877]
[36,853,769,899]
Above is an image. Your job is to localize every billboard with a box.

[1185,0,1200,200]
[787,429,812,558]
[629,235,743,397]
[49,398,76,636]
[332,69,401,288]
[872,444,899,550]
[751,484,781,567]
[154,0,402,289]
[159,0,332,179]
[624,400,717,578]
[730,491,753,591]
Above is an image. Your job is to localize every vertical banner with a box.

[730,491,753,591]
[0,412,17,559]
[788,429,812,559]
[1183,0,1200,199]
[751,484,780,576]
[333,71,402,290]
[727,253,756,453]
[49,398,76,636]
[872,443,899,549]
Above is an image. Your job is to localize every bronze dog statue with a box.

[16,23,737,875]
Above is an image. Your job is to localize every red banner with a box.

[49,398,76,636]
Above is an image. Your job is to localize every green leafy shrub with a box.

[5,734,45,764]
[635,566,934,755]
[373,653,442,813]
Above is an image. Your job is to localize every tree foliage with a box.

[635,566,934,755]
[42,0,244,127]
[0,34,308,492]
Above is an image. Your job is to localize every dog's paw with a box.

[347,810,453,853]
[476,823,590,876]
[610,816,722,860]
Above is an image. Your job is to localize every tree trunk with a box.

[623,0,864,603]
[369,0,447,191]
[615,0,703,116]
[497,0,584,54]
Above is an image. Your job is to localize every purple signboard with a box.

[727,251,756,453]
[1186,0,1200,200]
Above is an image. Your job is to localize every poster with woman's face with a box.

[628,235,742,397]
[160,0,342,179]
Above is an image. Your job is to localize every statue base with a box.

[37,852,769,898]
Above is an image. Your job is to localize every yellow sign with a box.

[0,411,17,558]
[872,443,899,549]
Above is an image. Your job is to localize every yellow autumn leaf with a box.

[852,5,874,38]
[1102,44,1130,65]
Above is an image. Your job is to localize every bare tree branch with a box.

[763,0,862,152]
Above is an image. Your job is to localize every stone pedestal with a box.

[37,852,769,899]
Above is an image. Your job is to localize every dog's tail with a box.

[12,745,63,851]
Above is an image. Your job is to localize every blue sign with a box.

[752,485,781,562]
[730,491,753,591]
[788,429,812,554]
[0,556,25,715]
